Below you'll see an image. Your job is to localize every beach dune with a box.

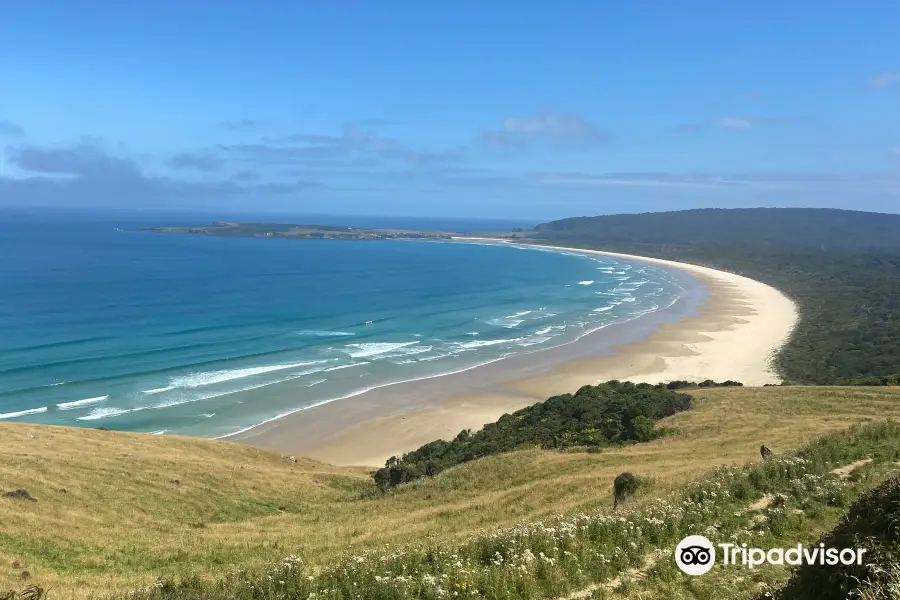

[237,244,798,468]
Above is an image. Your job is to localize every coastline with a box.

[236,242,798,467]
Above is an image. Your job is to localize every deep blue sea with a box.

[0,208,686,438]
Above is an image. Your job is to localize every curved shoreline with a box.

[213,242,697,440]
[237,243,798,466]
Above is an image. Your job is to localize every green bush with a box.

[612,472,642,510]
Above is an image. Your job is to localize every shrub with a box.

[612,472,642,510]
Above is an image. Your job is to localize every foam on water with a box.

[146,367,335,410]
[0,406,48,419]
[516,336,552,347]
[57,395,109,410]
[295,330,355,337]
[577,280,595,286]
[76,367,337,423]
[324,362,369,372]
[345,342,418,358]
[213,346,547,440]
[212,276,689,442]
[77,406,143,421]
[487,317,524,328]
[535,325,566,335]
[387,344,433,357]
[142,360,327,394]
[453,337,524,350]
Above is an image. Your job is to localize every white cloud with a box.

[481,111,604,147]
[717,117,753,129]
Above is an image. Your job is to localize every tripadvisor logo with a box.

[674,535,868,575]
[675,535,716,575]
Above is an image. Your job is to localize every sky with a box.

[1,1,899,220]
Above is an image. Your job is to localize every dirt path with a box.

[832,459,872,479]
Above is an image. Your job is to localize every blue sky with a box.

[1,1,899,219]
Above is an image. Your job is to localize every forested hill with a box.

[534,208,900,252]
[529,208,900,385]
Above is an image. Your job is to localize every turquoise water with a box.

[0,209,687,438]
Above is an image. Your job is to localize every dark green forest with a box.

[531,208,900,385]
[374,380,741,488]
[534,208,900,252]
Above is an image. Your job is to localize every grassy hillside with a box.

[4,385,900,598]
[530,208,900,384]
[375,380,708,488]
[123,421,900,600]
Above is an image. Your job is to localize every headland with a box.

[138,221,456,240]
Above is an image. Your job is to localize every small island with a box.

[138,221,464,241]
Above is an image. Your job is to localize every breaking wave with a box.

[142,361,327,394]
[56,395,108,410]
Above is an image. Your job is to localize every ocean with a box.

[0,208,688,438]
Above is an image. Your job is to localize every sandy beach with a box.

[237,243,798,467]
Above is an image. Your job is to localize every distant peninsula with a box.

[137,221,470,241]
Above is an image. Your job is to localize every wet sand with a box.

[236,244,798,467]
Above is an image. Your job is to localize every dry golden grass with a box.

[2,385,899,598]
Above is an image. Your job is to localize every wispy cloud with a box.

[678,116,794,132]
[717,117,754,129]
[0,120,25,137]
[166,152,223,171]
[8,138,141,179]
[229,123,458,167]
[3,138,321,203]
[872,72,900,89]
[221,119,257,131]
[480,111,605,148]
[716,116,794,129]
